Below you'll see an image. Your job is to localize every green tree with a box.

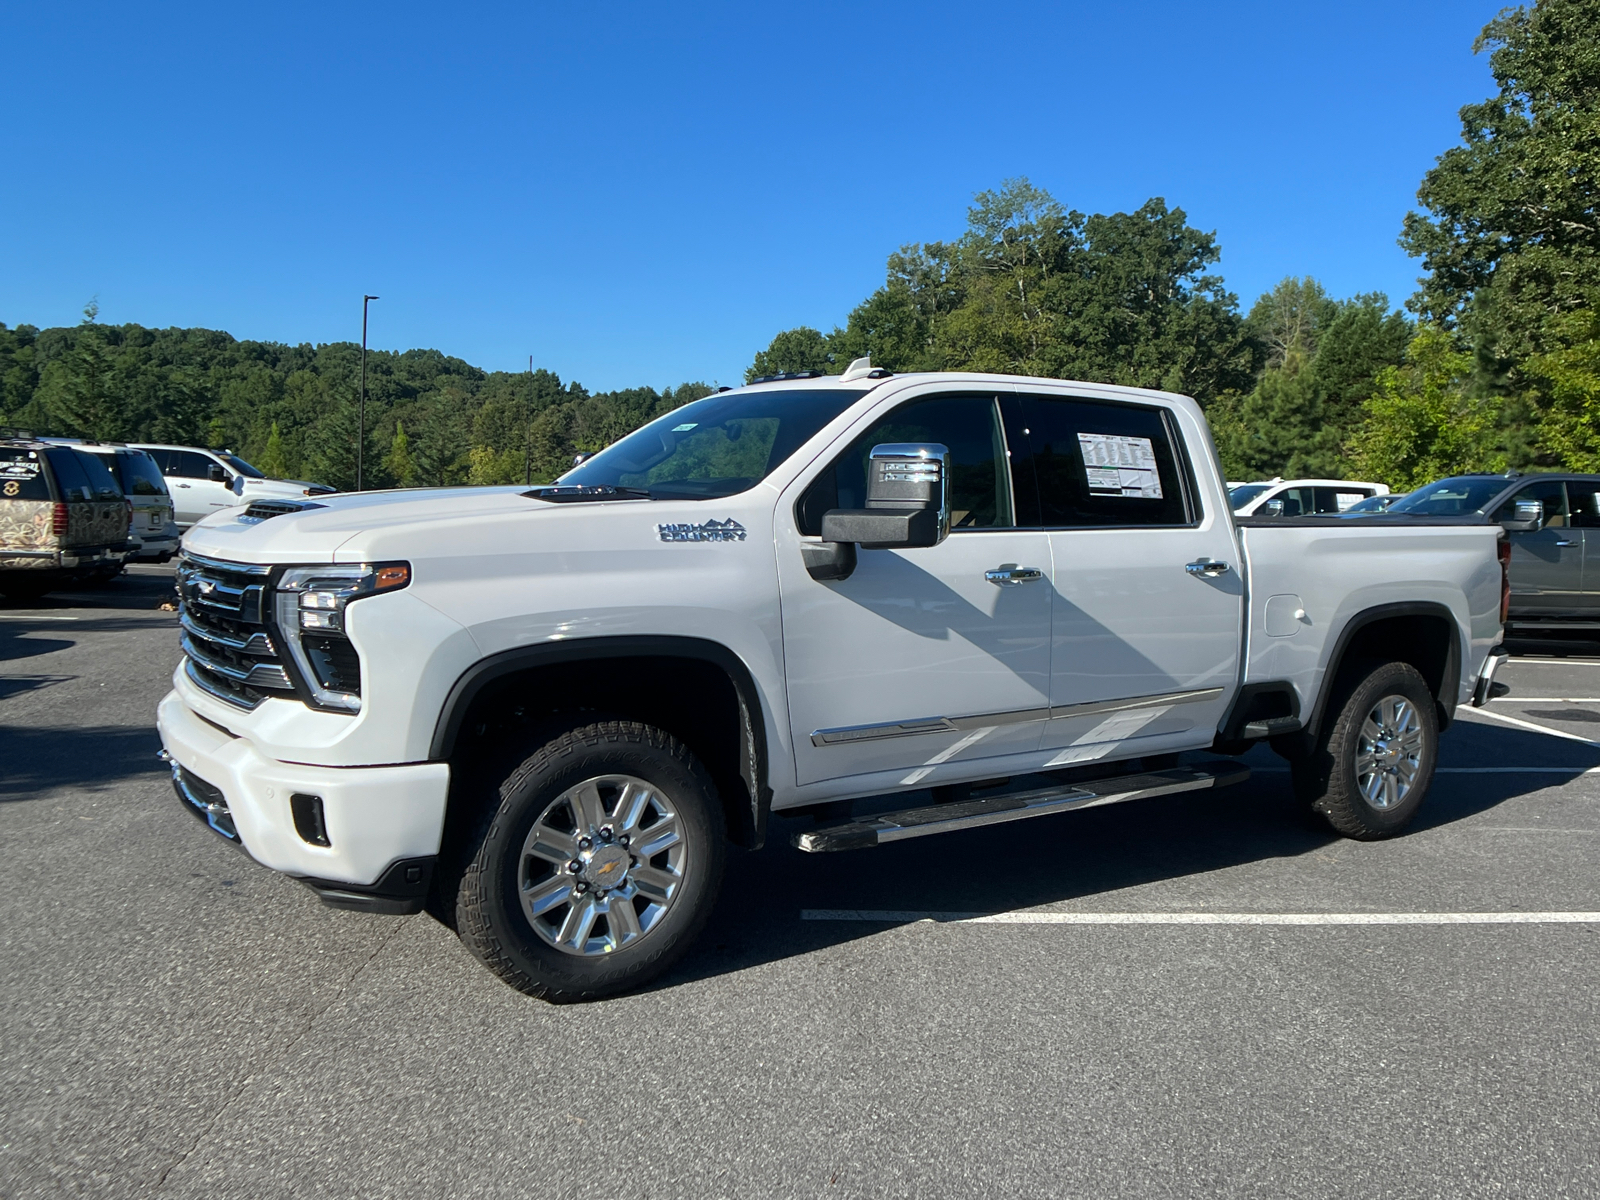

[1402,0,1600,370]
[260,421,291,477]
[1345,327,1503,489]
[1529,305,1600,467]
[746,327,833,381]
[385,421,415,486]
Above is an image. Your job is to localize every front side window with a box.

[1007,395,1192,527]
[1494,480,1568,526]
[1228,483,1272,510]
[562,387,867,500]
[166,451,214,480]
[796,394,1013,535]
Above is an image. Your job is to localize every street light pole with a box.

[525,354,533,486]
[358,294,379,491]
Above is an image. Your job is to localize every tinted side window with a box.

[1569,485,1600,528]
[0,449,51,501]
[1008,395,1191,527]
[1319,487,1373,512]
[172,451,216,480]
[76,451,122,498]
[116,452,168,496]
[44,449,90,499]
[1495,480,1568,526]
[796,394,1013,535]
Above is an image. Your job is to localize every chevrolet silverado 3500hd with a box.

[158,363,1511,1000]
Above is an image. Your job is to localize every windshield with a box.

[560,387,868,499]
[1229,483,1272,509]
[1387,477,1509,515]
[219,453,265,479]
[1346,493,1400,513]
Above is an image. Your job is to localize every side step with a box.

[793,761,1250,853]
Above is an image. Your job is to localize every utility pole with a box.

[525,354,533,486]
[358,294,379,491]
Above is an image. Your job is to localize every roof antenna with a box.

[839,356,875,381]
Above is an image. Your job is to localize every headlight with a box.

[273,562,410,711]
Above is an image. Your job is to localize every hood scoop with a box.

[240,499,329,523]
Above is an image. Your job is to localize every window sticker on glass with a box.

[1076,433,1163,499]
[0,459,42,479]
[671,423,698,432]
[1334,492,1364,511]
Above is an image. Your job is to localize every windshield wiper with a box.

[523,485,654,503]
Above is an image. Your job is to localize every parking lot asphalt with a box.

[2,564,1597,1199]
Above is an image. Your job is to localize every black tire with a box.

[447,719,726,1002]
[1291,660,1438,840]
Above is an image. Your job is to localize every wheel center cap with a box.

[582,844,630,892]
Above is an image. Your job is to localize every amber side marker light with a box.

[375,564,410,591]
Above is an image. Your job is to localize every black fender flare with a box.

[429,635,773,847]
[1301,601,1463,740]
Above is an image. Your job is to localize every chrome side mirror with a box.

[1262,498,1285,517]
[820,443,950,551]
[1501,497,1544,533]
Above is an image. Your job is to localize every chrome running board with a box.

[793,762,1250,853]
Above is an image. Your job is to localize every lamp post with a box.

[525,354,533,486]
[358,294,379,491]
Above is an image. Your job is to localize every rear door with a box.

[1563,480,1600,618]
[1006,392,1242,765]
[778,391,1054,788]
[1493,480,1581,617]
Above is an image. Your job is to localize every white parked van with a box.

[1229,478,1389,517]
[130,445,335,528]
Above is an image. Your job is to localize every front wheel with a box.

[1291,660,1438,840]
[448,720,726,1002]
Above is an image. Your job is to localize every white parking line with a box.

[1489,697,1600,703]
[0,614,80,621]
[801,909,1600,925]
[1504,659,1600,665]
[1462,706,1600,747]
[1250,766,1600,774]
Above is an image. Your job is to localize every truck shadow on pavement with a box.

[648,717,1600,993]
[0,724,166,800]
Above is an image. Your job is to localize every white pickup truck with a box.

[157,364,1511,1001]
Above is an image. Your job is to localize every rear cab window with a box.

[1004,394,1195,527]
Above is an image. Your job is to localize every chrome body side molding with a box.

[810,687,1223,747]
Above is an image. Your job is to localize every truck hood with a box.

[178,486,674,563]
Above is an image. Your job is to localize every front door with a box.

[159,450,233,525]
[1566,480,1600,618]
[1004,392,1243,765]
[778,392,1053,788]
[1495,480,1582,617]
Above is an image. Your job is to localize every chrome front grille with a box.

[176,553,293,709]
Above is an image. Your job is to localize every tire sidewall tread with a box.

[449,719,725,1003]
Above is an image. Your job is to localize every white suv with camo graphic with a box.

[157,360,1511,1001]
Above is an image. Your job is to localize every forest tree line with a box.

[2,0,1595,493]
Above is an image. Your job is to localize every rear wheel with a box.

[447,719,726,1002]
[1291,660,1438,839]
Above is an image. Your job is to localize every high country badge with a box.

[657,518,747,543]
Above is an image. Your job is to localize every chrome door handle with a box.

[1185,559,1230,577]
[986,564,1044,586]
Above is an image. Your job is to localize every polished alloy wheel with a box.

[518,774,686,956]
[1354,694,1425,810]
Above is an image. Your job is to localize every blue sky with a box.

[2,1,1504,392]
